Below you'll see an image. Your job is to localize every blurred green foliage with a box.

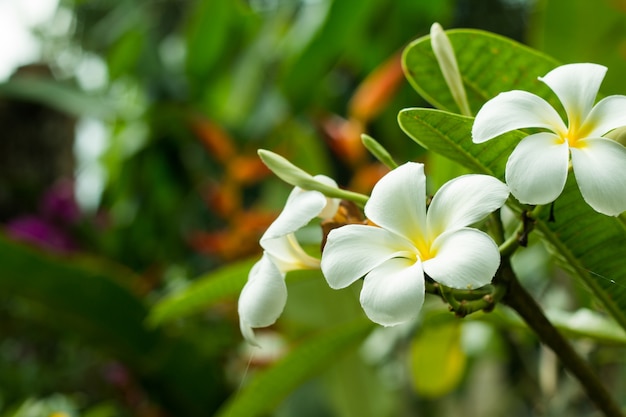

[0,0,625,416]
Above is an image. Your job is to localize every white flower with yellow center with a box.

[238,176,340,346]
[320,162,508,326]
[472,63,626,216]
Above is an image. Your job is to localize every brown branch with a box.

[500,260,624,417]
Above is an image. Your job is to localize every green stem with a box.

[488,209,506,245]
[428,282,505,317]
[501,260,624,417]
[425,281,493,300]
[498,205,544,257]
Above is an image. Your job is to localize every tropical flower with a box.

[238,176,340,345]
[320,162,509,326]
[472,63,626,216]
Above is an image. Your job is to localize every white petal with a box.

[262,234,320,272]
[239,319,260,347]
[360,257,425,326]
[262,189,327,240]
[427,174,509,237]
[472,90,566,143]
[570,138,626,216]
[581,95,626,138]
[423,228,500,289]
[539,63,606,128]
[505,132,570,204]
[321,224,415,290]
[238,255,287,345]
[365,162,427,240]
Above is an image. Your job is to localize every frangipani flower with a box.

[472,63,626,216]
[320,162,508,326]
[238,176,340,345]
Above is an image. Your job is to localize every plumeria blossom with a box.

[472,63,626,216]
[320,162,509,326]
[238,176,340,346]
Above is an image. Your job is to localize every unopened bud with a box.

[430,23,472,117]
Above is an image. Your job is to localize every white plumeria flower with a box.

[472,63,626,216]
[320,162,508,326]
[238,176,340,346]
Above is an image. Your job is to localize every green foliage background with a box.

[0,0,625,416]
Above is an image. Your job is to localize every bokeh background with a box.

[0,0,625,416]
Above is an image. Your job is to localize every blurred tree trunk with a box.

[0,65,76,221]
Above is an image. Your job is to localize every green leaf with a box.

[148,258,257,326]
[488,308,626,346]
[324,349,395,417]
[0,235,232,415]
[280,0,383,110]
[409,320,466,397]
[398,108,626,332]
[185,0,232,84]
[214,318,374,417]
[106,27,145,80]
[398,108,523,180]
[0,234,156,357]
[529,0,626,96]
[402,28,560,114]
[0,78,114,118]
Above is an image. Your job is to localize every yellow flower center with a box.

[414,239,434,262]
[558,114,592,149]
[557,123,589,149]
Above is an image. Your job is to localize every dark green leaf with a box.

[398,108,523,180]
[0,234,155,357]
[0,235,231,415]
[185,0,232,83]
[214,318,374,417]
[280,0,383,109]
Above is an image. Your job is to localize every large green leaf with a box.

[398,108,626,332]
[398,109,522,180]
[402,28,560,114]
[0,234,155,357]
[214,318,374,417]
[0,235,230,416]
[148,258,256,326]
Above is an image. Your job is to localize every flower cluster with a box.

[321,162,508,326]
[473,63,626,216]
[238,59,626,345]
[238,176,339,346]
